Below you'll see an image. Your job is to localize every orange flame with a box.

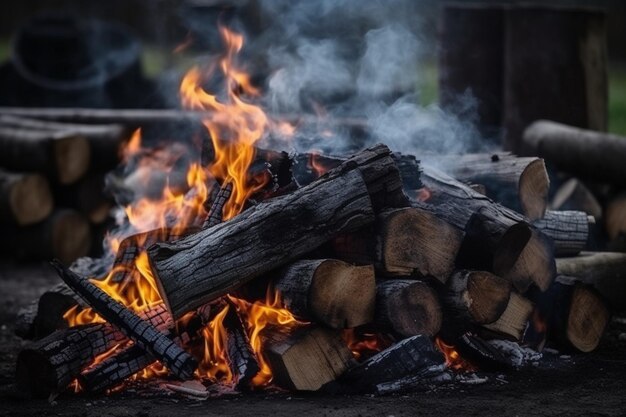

[434,337,476,372]
[341,329,392,361]
[416,187,432,202]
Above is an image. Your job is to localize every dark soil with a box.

[1,260,625,417]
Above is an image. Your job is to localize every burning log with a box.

[374,279,442,337]
[532,210,591,257]
[556,252,626,311]
[431,153,549,220]
[530,276,610,352]
[482,292,534,341]
[551,178,602,220]
[3,209,92,264]
[223,302,259,391]
[605,193,626,241]
[332,206,464,283]
[0,168,53,226]
[274,260,376,329]
[339,335,445,393]
[443,270,511,326]
[15,323,128,397]
[523,121,626,186]
[0,127,89,185]
[263,326,353,391]
[203,181,233,228]
[50,261,197,380]
[148,144,406,319]
[421,165,555,292]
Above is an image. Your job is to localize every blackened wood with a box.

[453,332,513,371]
[533,210,590,256]
[0,168,53,226]
[373,365,450,394]
[50,260,197,379]
[551,178,602,220]
[224,302,259,391]
[274,259,376,329]
[203,181,233,228]
[149,144,405,319]
[505,8,608,154]
[375,279,442,337]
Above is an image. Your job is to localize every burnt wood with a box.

[533,210,590,257]
[203,181,233,228]
[223,302,259,391]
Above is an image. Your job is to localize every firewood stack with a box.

[0,114,130,263]
[12,141,615,400]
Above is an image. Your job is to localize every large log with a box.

[332,206,464,283]
[374,279,442,337]
[430,153,549,220]
[274,259,376,329]
[0,127,90,184]
[533,210,590,257]
[0,168,53,226]
[50,261,197,380]
[420,165,555,292]
[556,252,626,311]
[263,326,353,391]
[148,144,406,319]
[523,121,625,186]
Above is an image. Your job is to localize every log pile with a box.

[12,142,614,400]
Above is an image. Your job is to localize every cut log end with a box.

[54,135,90,185]
[499,229,555,293]
[567,286,610,352]
[5,172,53,225]
[483,292,533,341]
[466,271,511,325]
[519,158,549,221]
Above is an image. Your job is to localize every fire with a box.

[341,329,392,361]
[434,337,476,372]
[416,187,432,202]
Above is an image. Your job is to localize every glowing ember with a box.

[434,337,476,372]
[341,329,393,361]
[416,187,432,202]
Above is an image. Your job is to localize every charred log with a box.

[533,210,590,256]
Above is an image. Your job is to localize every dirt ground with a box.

[1,260,625,417]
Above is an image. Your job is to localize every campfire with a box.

[11,25,611,400]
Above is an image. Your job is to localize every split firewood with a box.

[2,209,92,264]
[533,210,591,257]
[605,193,626,241]
[420,165,555,292]
[148,144,406,319]
[0,168,53,226]
[0,127,90,184]
[274,259,376,329]
[332,206,464,283]
[556,252,626,311]
[374,279,442,337]
[482,292,533,341]
[50,261,197,379]
[443,270,511,326]
[523,121,626,186]
[263,326,353,391]
[430,153,549,220]
[550,178,602,220]
[15,323,128,398]
[339,335,445,392]
[203,181,233,228]
[529,276,610,352]
[223,301,259,391]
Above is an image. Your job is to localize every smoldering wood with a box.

[332,206,464,283]
[0,126,90,184]
[263,326,354,391]
[420,165,555,292]
[556,252,626,311]
[149,144,406,319]
[374,279,442,338]
[550,178,602,220]
[203,181,233,228]
[50,260,197,380]
[0,169,53,226]
[453,332,513,371]
[223,302,259,391]
[533,210,590,256]
[273,259,376,329]
[339,335,445,392]
[523,121,626,186]
[429,153,550,220]
[482,292,534,341]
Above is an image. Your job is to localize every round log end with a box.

[54,135,90,185]
[501,229,555,293]
[519,158,549,221]
[493,222,532,282]
[52,210,92,264]
[10,173,53,225]
[15,349,60,398]
[379,280,442,337]
[466,271,512,324]
[567,286,610,353]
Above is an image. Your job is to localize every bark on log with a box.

[430,153,549,220]
[533,210,590,257]
[375,279,442,337]
[0,127,90,184]
[149,144,406,319]
[551,178,602,220]
[224,302,259,391]
[556,252,626,311]
[203,181,232,228]
[0,168,53,226]
[605,193,626,241]
[482,292,534,341]
[50,260,197,379]
[523,121,625,186]
[263,326,353,391]
[274,259,375,329]
[420,165,555,292]
[332,206,464,283]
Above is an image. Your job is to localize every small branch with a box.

[203,181,233,229]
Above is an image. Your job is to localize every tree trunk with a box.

[149,144,406,319]
[375,279,442,337]
[533,210,590,257]
[0,169,53,226]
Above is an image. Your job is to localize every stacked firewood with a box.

[13,142,617,399]
[0,113,130,263]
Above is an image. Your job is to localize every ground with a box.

[1,260,625,417]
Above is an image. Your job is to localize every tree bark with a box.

[533,210,590,256]
[149,144,406,319]
[0,168,53,226]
